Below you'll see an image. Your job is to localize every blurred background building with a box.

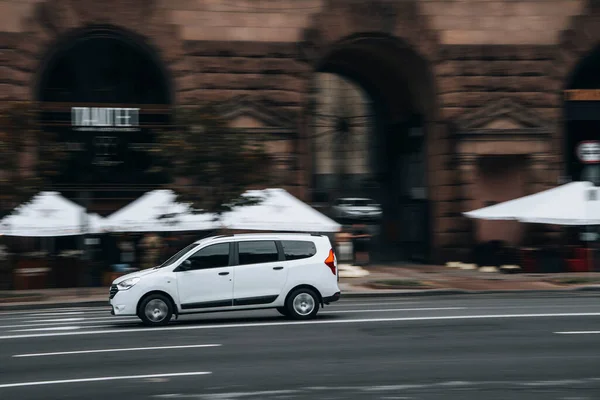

[0,0,599,263]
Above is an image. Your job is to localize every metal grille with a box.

[109,284,118,299]
[311,72,375,197]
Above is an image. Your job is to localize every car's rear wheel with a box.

[138,294,173,327]
[286,288,320,320]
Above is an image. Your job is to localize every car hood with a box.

[113,268,161,285]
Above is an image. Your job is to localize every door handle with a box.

[273,266,284,270]
[218,272,230,276]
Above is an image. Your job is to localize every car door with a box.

[175,242,234,310]
[232,240,289,306]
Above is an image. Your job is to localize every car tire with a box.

[286,288,320,320]
[138,294,173,327]
[276,307,290,317]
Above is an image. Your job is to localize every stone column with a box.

[529,153,551,194]
[456,153,479,259]
[297,78,317,202]
[458,153,478,213]
[528,153,560,243]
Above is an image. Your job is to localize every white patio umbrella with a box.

[463,181,600,225]
[102,189,218,233]
[221,188,342,233]
[519,183,600,226]
[0,191,105,237]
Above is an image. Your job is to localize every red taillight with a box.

[325,249,336,275]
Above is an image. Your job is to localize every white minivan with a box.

[109,233,341,326]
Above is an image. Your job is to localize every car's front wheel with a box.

[138,294,173,327]
[285,288,320,320]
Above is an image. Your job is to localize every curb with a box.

[0,295,44,304]
[2,286,600,311]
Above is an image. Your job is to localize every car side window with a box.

[281,240,316,261]
[237,240,279,265]
[185,243,230,270]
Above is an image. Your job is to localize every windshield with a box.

[157,243,197,269]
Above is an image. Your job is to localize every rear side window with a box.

[238,240,279,265]
[281,240,317,261]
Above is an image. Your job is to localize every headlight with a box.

[117,277,140,290]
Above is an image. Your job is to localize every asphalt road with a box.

[1,293,600,400]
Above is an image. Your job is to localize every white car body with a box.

[109,233,340,325]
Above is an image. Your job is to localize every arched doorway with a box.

[36,25,172,214]
[564,44,600,185]
[309,34,435,262]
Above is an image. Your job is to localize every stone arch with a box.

[34,24,174,105]
[297,0,443,170]
[315,32,438,122]
[297,1,444,262]
[299,0,441,69]
[13,0,193,103]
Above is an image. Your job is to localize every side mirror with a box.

[180,259,192,271]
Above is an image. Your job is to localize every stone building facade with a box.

[1,0,600,263]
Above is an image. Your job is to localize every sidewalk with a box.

[338,264,600,292]
[2,264,600,310]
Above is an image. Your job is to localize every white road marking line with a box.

[13,344,222,358]
[2,308,463,328]
[333,303,600,310]
[29,312,85,317]
[0,320,133,329]
[0,307,110,317]
[335,301,421,307]
[321,307,466,314]
[24,315,135,323]
[1,312,93,321]
[57,315,135,322]
[155,390,299,398]
[10,326,83,332]
[1,314,130,324]
[155,378,600,398]
[26,318,84,323]
[469,305,600,310]
[0,372,211,389]
[555,331,600,335]
[1,312,600,340]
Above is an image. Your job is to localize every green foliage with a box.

[0,102,66,218]
[152,104,272,216]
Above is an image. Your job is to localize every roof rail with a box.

[210,234,234,239]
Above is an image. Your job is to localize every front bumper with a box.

[109,287,141,316]
[323,291,341,304]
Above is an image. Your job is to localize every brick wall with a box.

[0,0,584,45]
[438,45,561,120]
[420,0,584,45]
[180,41,310,113]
